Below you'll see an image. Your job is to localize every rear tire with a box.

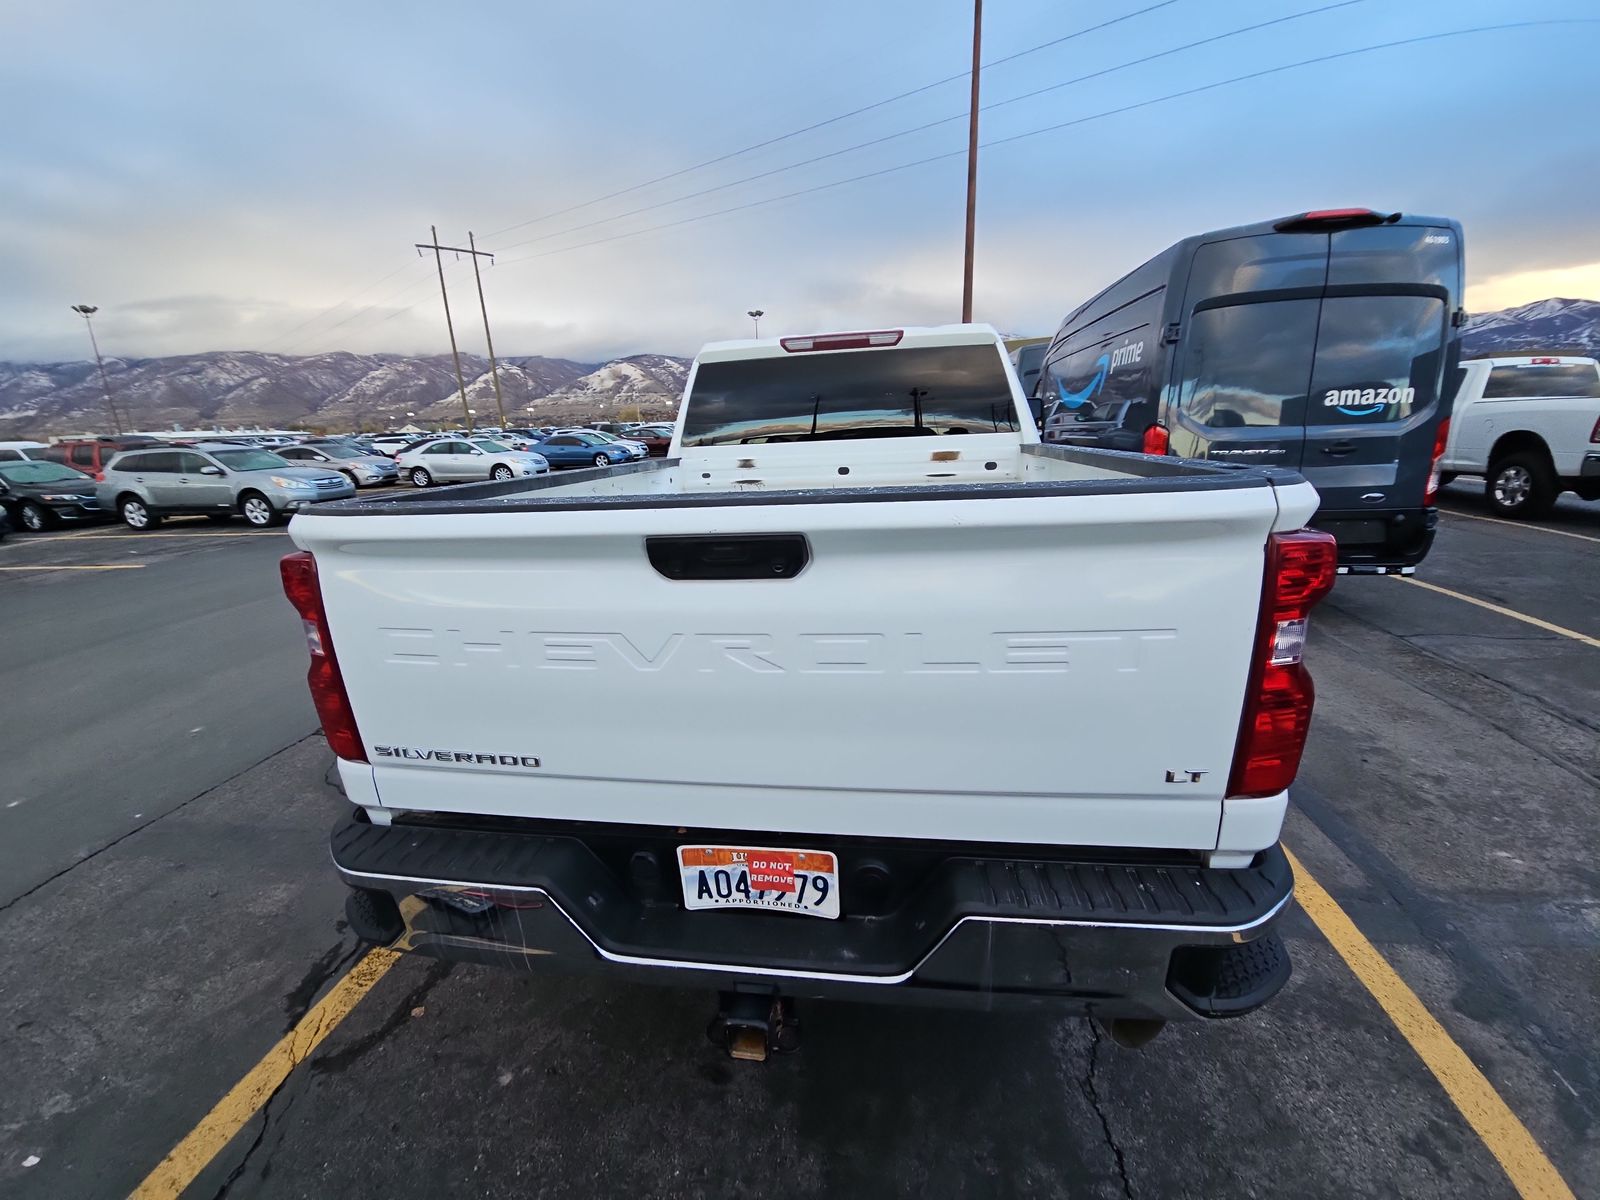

[592,453,610,468]
[491,464,515,481]
[18,501,51,533]
[409,467,432,487]
[119,495,160,530]
[1485,452,1556,518]
[239,491,282,528]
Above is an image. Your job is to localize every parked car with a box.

[620,425,672,456]
[98,443,354,529]
[0,461,103,531]
[393,437,550,487]
[0,441,51,464]
[41,437,165,481]
[293,323,1330,1051]
[1439,355,1600,516]
[367,435,418,458]
[559,428,648,459]
[527,431,634,469]
[276,440,401,487]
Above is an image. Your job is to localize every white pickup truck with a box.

[282,324,1334,1053]
[1440,355,1600,517]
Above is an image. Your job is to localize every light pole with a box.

[747,309,764,337]
[961,0,983,323]
[70,304,122,433]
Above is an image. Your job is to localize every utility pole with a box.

[70,304,123,433]
[747,309,764,337]
[467,232,507,430]
[415,225,474,432]
[961,0,983,323]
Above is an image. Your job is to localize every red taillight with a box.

[1227,530,1337,799]
[280,551,367,763]
[1529,357,1561,365]
[780,330,904,352]
[1273,208,1391,232]
[1425,417,1451,504]
[1590,415,1600,444]
[1142,424,1170,455]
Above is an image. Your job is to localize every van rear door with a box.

[1168,232,1328,471]
[1296,224,1459,524]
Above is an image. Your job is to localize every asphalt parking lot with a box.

[0,482,1595,1199]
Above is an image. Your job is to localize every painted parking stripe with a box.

[0,563,146,571]
[1439,508,1600,545]
[1287,848,1575,1199]
[129,948,399,1199]
[1394,576,1600,648]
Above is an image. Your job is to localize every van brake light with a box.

[280,551,367,763]
[1227,530,1337,799]
[1425,417,1450,504]
[1142,424,1170,456]
[780,330,904,352]
[1272,208,1397,232]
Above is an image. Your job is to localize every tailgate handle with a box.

[647,534,810,580]
[1320,441,1357,457]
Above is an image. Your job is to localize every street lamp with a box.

[70,304,122,433]
[747,309,764,337]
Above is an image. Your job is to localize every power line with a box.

[499,18,1598,269]
[496,0,1365,256]
[479,0,1185,240]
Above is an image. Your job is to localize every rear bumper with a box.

[1313,506,1436,573]
[330,816,1295,1020]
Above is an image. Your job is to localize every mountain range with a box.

[1460,297,1600,358]
[2,296,1594,437]
[0,350,689,437]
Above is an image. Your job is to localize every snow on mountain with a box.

[0,349,688,436]
[1463,297,1600,357]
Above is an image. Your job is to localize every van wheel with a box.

[491,464,515,481]
[1486,453,1556,518]
[119,495,161,530]
[410,467,432,487]
[239,492,282,527]
[18,501,51,532]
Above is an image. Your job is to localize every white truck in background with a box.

[1440,355,1600,517]
[281,324,1334,1055]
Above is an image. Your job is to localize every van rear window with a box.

[680,346,1019,447]
[1307,297,1444,425]
[1483,363,1600,399]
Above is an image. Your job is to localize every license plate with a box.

[677,845,840,920]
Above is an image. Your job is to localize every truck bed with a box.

[291,443,1316,855]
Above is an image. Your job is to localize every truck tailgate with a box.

[293,485,1296,850]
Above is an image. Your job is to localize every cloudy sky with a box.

[3,0,1598,365]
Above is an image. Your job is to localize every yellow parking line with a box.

[1394,576,1600,649]
[1286,848,1574,1199]
[0,563,146,571]
[1439,508,1600,545]
[129,948,399,1199]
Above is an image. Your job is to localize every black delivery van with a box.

[1033,209,1464,573]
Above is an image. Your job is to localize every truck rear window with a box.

[679,346,1020,447]
[1483,363,1600,398]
